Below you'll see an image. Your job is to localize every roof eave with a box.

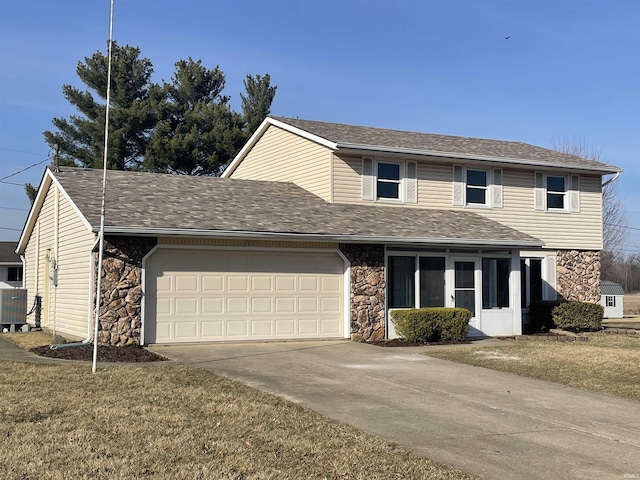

[101,226,544,249]
[336,143,623,174]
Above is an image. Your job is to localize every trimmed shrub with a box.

[390,308,471,343]
[528,300,564,332]
[552,301,603,332]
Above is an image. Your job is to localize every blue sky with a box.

[1,0,639,251]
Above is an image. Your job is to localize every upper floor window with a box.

[546,176,566,210]
[535,172,579,212]
[466,169,488,205]
[453,165,503,208]
[362,157,417,203]
[377,162,402,200]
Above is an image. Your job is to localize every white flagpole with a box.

[93,0,115,374]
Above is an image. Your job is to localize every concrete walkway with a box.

[148,340,640,480]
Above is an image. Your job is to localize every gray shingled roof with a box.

[0,242,20,263]
[51,167,541,247]
[276,117,621,172]
[600,281,624,296]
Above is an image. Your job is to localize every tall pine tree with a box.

[43,44,277,179]
[44,42,156,170]
[144,59,244,175]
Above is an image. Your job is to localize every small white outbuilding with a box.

[600,281,624,319]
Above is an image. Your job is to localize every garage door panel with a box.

[275,297,295,313]
[202,275,224,292]
[201,320,223,338]
[275,276,296,292]
[299,319,319,335]
[146,250,344,343]
[202,297,223,314]
[176,275,198,292]
[252,276,273,291]
[228,275,249,292]
[227,320,248,337]
[251,297,272,313]
[227,297,248,313]
[174,321,198,339]
[175,297,198,314]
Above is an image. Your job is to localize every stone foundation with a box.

[339,244,385,342]
[556,250,601,303]
[97,236,156,345]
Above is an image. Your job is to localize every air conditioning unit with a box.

[0,289,28,326]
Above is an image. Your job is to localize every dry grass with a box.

[0,362,473,480]
[624,292,640,315]
[426,334,640,401]
[2,331,54,349]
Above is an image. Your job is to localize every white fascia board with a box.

[100,225,544,249]
[16,168,94,253]
[221,117,338,178]
[336,144,622,175]
[0,261,23,266]
[16,169,53,253]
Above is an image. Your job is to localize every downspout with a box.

[50,236,100,350]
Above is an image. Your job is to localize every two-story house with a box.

[16,117,621,345]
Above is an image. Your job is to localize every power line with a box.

[0,180,26,186]
[0,206,28,211]
[0,226,22,232]
[0,147,46,157]
[0,158,50,183]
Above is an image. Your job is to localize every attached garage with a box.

[143,248,347,344]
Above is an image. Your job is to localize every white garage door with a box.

[144,249,345,343]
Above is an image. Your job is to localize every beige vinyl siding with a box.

[54,189,95,337]
[332,153,603,250]
[231,125,333,201]
[23,183,95,338]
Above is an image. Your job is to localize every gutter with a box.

[602,171,620,188]
[50,236,100,350]
[96,225,545,249]
[336,143,623,174]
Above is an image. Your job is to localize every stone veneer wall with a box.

[97,236,157,345]
[339,244,385,342]
[556,250,601,303]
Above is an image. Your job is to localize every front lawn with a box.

[0,361,474,480]
[426,334,640,401]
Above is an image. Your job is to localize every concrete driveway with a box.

[149,340,640,480]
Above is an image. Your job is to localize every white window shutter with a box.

[361,157,374,201]
[534,171,545,210]
[543,255,557,301]
[570,174,580,213]
[406,161,418,203]
[492,168,503,208]
[452,165,464,206]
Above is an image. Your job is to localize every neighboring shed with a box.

[600,281,624,318]
[0,242,23,288]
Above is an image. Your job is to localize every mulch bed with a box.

[30,344,168,362]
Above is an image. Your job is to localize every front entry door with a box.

[451,259,479,333]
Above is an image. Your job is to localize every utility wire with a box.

[0,158,50,183]
[0,226,22,232]
[0,206,28,211]
[0,147,46,157]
